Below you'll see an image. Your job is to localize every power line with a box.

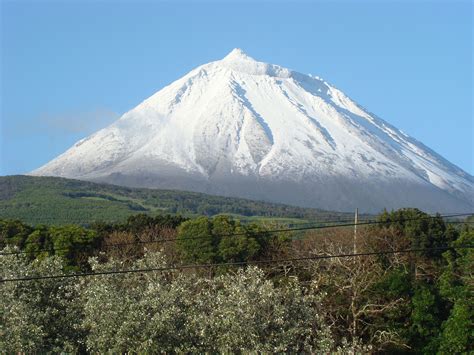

[1,213,472,256]
[1,245,473,283]
[13,215,376,248]
[12,212,474,248]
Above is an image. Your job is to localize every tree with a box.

[82,252,335,352]
[377,208,456,259]
[177,216,217,263]
[176,215,288,265]
[0,249,83,352]
[315,249,405,349]
[49,225,99,270]
[24,225,52,259]
[409,283,443,353]
[437,228,474,353]
[0,219,32,248]
[215,215,261,262]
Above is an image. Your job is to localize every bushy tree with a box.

[49,225,99,270]
[409,283,443,353]
[177,215,288,264]
[214,215,261,262]
[177,216,217,263]
[0,248,83,352]
[81,252,335,352]
[0,220,101,270]
[377,208,457,258]
[373,209,472,353]
[0,219,32,248]
[81,252,180,351]
[437,228,474,353]
[23,224,51,259]
[189,268,333,352]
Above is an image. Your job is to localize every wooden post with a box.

[354,208,358,254]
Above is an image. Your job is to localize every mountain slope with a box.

[0,175,359,225]
[32,49,474,213]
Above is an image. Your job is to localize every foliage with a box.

[293,211,473,353]
[377,208,457,258]
[84,256,336,352]
[0,218,33,248]
[0,175,358,225]
[1,250,339,353]
[119,213,186,233]
[296,237,408,350]
[409,284,443,353]
[437,228,474,353]
[176,216,216,263]
[1,207,472,353]
[1,220,101,270]
[0,214,186,269]
[176,215,290,264]
[0,250,83,353]
[373,210,473,353]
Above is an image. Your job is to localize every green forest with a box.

[1,208,472,353]
[0,175,361,225]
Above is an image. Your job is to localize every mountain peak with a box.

[223,48,255,62]
[220,48,291,78]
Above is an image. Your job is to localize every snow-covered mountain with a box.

[32,49,474,213]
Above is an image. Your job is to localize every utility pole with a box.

[354,208,358,254]
[352,207,359,346]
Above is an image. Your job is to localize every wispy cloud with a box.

[5,108,120,137]
[38,109,119,134]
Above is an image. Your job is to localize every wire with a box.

[1,213,472,256]
[13,215,375,248]
[12,212,474,248]
[1,245,473,283]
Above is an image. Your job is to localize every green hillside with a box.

[0,175,360,225]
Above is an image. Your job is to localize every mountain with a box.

[0,175,360,225]
[32,49,474,213]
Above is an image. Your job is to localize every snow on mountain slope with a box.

[32,49,474,213]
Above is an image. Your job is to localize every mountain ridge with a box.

[32,49,474,213]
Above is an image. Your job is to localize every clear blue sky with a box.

[1,0,472,175]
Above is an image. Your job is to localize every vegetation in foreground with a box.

[0,209,473,353]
